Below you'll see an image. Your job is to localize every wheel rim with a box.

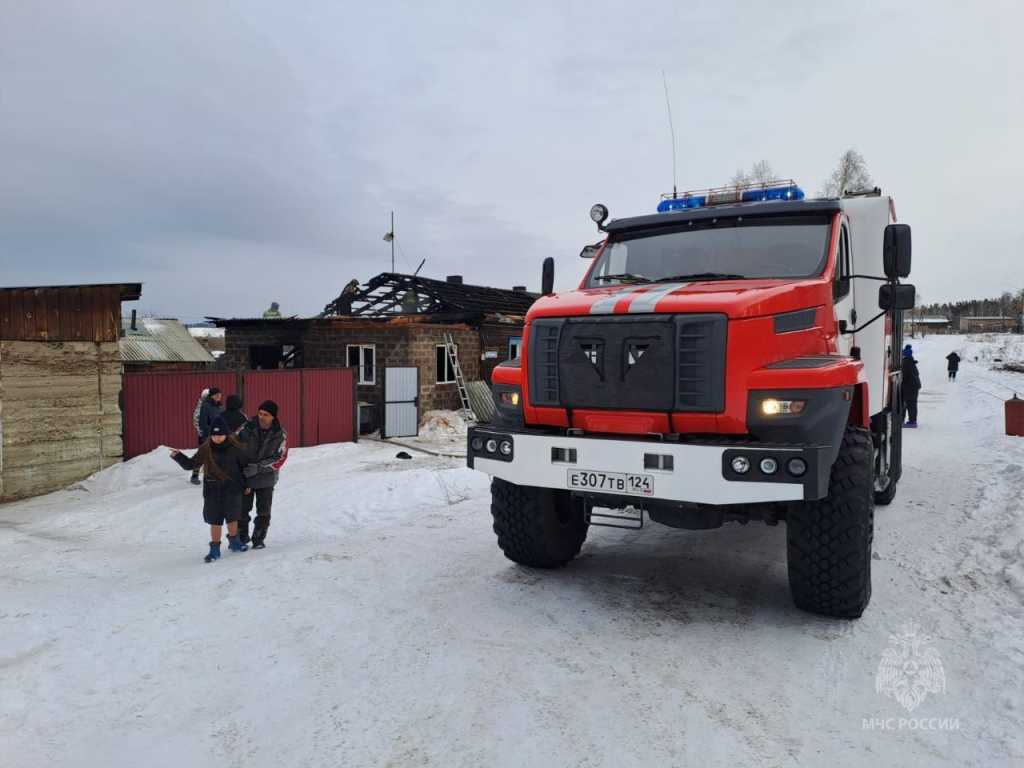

[874,411,892,493]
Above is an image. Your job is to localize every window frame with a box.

[833,225,852,301]
[508,336,522,360]
[346,343,377,385]
[435,343,458,384]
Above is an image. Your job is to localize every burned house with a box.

[213,273,535,425]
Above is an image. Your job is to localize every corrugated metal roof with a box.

[120,318,215,363]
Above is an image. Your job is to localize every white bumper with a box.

[469,430,813,506]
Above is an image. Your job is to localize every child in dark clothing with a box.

[171,416,251,562]
[946,351,961,381]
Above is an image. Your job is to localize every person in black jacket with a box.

[946,351,961,381]
[171,416,251,562]
[222,394,247,433]
[239,400,288,548]
[901,345,922,428]
[189,387,225,485]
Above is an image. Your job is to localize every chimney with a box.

[446,275,463,285]
[512,285,527,292]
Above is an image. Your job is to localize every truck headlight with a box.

[760,398,806,416]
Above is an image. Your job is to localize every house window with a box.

[508,336,522,360]
[436,343,458,384]
[347,344,376,385]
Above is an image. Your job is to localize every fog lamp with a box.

[761,398,806,416]
[787,458,808,477]
[760,457,779,474]
[731,456,751,474]
[499,440,513,456]
[471,437,484,452]
[485,439,498,454]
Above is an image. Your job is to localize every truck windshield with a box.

[587,216,832,287]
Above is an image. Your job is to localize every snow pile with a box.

[957,333,1024,366]
[419,409,468,441]
[72,446,178,495]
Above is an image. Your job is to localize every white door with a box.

[833,222,856,356]
[384,367,419,438]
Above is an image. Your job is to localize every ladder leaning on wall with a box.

[443,332,476,423]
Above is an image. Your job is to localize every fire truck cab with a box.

[468,181,915,618]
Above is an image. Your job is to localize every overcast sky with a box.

[2,1,1021,320]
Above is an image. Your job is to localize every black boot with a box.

[251,519,269,549]
[237,517,250,546]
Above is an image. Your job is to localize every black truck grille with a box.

[528,314,726,412]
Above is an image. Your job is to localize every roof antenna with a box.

[661,69,678,199]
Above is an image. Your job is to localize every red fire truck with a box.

[468,181,915,618]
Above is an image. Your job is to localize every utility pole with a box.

[382,211,395,272]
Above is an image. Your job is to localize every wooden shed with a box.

[0,283,141,502]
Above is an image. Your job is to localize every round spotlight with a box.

[760,457,779,475]
[761,398,782,416]
[590,203,609,224]
[485,439,498,454]
[499,440,513,456]
[731,456,751,474]
[787,458,808,477]
[471,437,483,452]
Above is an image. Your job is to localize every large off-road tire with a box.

[490,478,588,568]
[787,426,874,619]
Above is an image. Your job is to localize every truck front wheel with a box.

[490,478,589,568]
[786,426,874,619]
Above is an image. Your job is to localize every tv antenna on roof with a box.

[662,70,678,199]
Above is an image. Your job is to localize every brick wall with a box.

[219,319,485,418]
[478,322,525,382]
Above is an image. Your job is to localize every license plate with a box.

[567,470,654,496]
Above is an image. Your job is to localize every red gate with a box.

[122,368,356,458]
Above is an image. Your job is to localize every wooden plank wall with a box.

[0,340,122,502]
[0,285,122,342]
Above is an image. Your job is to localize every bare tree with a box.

[821,149,874,197]
[750,159,775,184]
[730,168,751,187]
[730,160,775,187]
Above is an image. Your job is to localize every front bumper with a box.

[467,427,832,505]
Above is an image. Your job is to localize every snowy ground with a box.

[2,335,1023,767]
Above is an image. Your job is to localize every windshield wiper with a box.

[654,272,747,283]
[593,273,651,284]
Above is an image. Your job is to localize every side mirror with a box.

[580,243,600,259]
[883,224,912,278]
[879,283,915,311]
[541,257,555,296]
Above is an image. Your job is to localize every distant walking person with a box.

[222,394,248,433]
[170,416,250,562]
[190,387,225,484]
[946,351,961,381]
[902,345,922,428]
[239,400,288,548]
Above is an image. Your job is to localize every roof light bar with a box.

[657,179,805,213]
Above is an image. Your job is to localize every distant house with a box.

[959,316,1015,333]
[188,325,225,359]
[211,273,536,426]
[0,282,141,502]
[903,315,951,335]
[120,315,215,372]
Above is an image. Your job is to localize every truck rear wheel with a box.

[490,478,588,568]
[786,426,874,619]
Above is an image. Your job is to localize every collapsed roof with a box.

[321,272,537,319]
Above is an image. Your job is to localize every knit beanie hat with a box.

[258,400,279,418]
[903,344,913,358]
[209,416,229,436]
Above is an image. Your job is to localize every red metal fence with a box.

[122,368,356,458]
